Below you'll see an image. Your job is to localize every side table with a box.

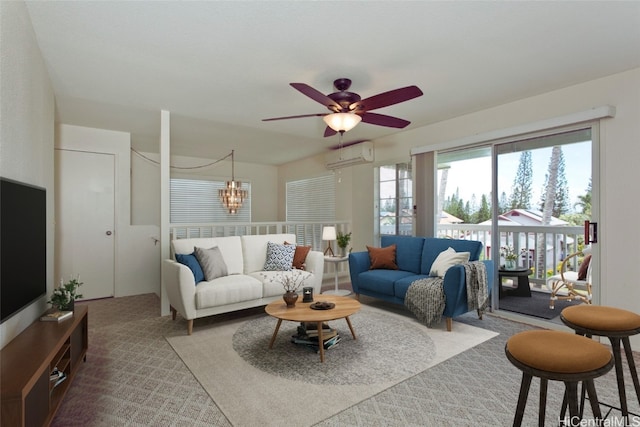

[499,268,532,297]
[323,255,351,295]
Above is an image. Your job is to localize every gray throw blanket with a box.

[405,261,489,327]
[404,277,445,327]
[463,261,489,313]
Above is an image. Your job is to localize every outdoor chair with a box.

[547,245,592,309]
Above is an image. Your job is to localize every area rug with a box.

[499,290,582,319]
[166,304,498,427]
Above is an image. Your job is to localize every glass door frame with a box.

[432,121,600,315]
[488,122,599,311]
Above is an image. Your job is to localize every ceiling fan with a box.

[262,78,423,137]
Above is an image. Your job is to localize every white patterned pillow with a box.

[263,242,295,271]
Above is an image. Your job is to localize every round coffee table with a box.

[265,294,361,362]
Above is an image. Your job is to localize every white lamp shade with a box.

[322,226,337,241]
[322,113,362,132]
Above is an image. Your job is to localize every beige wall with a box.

[0,1,55,348]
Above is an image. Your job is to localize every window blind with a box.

[170,178,251,224]
[286,175,335,222]
[286,175,335,246]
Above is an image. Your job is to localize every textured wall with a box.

[0,0,55,348]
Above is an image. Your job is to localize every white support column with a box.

[160,110,171,316]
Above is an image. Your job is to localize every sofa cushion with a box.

[394,274,431,299]
[263,242,295,271]
[358,269,415,296]
[194,246,229,281]
[195,275,262,309]
[175,253,205,284]
[380,236,425,273]
[241,234,297,273]
[251,270,314,298]
[285,241,311,269]
[430,247,470,277]
[367,244,398,270]
[420,238,482,275]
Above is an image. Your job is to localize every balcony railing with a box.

[170,221,351,253]
[437,223,585,288]
[169,221,583,288]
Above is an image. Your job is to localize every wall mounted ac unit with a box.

[325,141,374,170]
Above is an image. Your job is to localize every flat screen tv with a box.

[1,177,47,324]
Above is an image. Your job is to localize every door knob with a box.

[106,230,112,236]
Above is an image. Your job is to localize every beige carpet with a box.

[166,304,498,427]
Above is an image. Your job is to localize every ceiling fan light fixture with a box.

[323,112,362,132]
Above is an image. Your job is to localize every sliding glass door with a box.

[435,125,597,318]
[494,128,593,309]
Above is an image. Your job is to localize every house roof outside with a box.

[478,209,569,227]
[439,211,464,224]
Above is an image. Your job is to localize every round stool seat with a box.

[507,330,611,374]
[561,305,640,333]
[561,305,640,422]
[506,330,614,426]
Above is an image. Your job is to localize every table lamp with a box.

[322,226,336,257]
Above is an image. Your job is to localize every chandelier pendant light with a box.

[219,150,248,214]
[322,112,362,132]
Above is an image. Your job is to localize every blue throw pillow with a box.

[175,253,205,284]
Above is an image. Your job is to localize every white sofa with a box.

[162,233,324,334]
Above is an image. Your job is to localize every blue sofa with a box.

[348,236,494,331]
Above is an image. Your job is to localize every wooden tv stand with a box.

[1,305,88,426]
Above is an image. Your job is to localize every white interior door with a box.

[55,149,115,300]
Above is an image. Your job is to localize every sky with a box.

[439,141,591,213]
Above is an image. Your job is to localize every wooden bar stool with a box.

[561,305,640,422]
[505,330,613,427]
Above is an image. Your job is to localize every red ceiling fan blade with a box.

[352,86,423,112]
[360,112,411,128]
[262,113,326,122]
[324,126,337,137]
[290,83,341,111]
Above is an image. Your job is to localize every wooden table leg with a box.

[268,319,282,349]
[317,321,325,363]
[345,316,357,340]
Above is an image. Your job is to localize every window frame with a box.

[377,162,413,237]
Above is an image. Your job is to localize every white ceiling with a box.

[25,1,640,166]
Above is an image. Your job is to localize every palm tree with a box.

[574,179,592,216]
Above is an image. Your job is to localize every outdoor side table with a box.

[499,268,532,297]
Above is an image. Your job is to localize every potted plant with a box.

[336,231,352,257]
[48,276,83,311]
[261,270,307,307]
[500,246,518,270]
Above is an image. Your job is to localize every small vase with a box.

[339,247,347,257]
[59,300,74,312]
[283,291,298,307]
[505,259,517,270]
